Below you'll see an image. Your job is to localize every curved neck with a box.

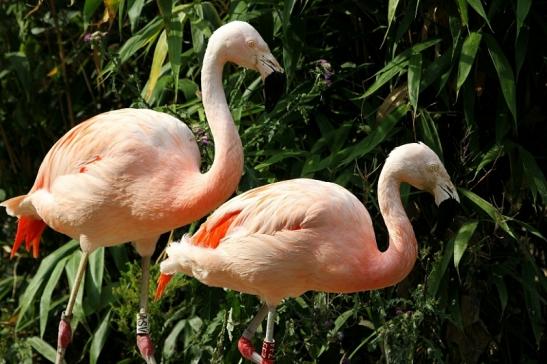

[371,165,418,288]
[193,44,243,215]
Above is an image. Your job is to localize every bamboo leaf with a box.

[163,320,186,358]
[118,17,163,64]
[427,238,455,298]
[516,0,532,40]
[484,34,517,123]
[27,336,56,362]
[418,111,443,160]
[87,247,105,311]
[330,309,354,336]
[408,52,422,112]
[128,0,145,32]
[453,221,478,272]
[493,275,508,315]
[39,257,68,338]
[387,0,401,33]
[456,32,482,95]
[460,188,516,239]
[466,0,493,31]
[456,0,469,27]
[519,146,547,204]
[473,144,503,179]
[83,0,102,27]
[362,39,441,98]
[144,30,168,102]
[16,240,79,330]
[338,104,409,167]
[89,310,112,364]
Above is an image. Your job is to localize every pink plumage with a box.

[157,142,459,363]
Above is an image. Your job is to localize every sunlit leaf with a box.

[27,336,56,362]
[163,320,186,358]
[408,52,422,112]
[144,30,168,102]
[89,310,112,364]
[453,221,478,272]
[460,188,516,239]
[39,257,68,338]
[456,32,482,95]
[456,0,468,27]
[83,0,102,27]
[16,240,79,330]
[466,0,493,31]
[87,247,105,312]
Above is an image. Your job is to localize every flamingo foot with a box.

[55,312,72,364]
[261,340,275,364]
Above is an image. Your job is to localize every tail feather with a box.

[12,217,47,258]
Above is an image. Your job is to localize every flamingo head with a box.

[386,142,460,206]
[209,21,285,111]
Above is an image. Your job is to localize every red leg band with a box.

[261,340,275,364]
[58,317,72,349]
[137,334,155,359]
[238,336,255,360]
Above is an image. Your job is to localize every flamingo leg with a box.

[55,251,89,364]
[136,256,157,364]
[238,304,277,364]
[261,307,277,364]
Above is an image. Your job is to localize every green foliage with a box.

[1,0,546,363]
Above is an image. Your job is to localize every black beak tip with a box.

[264,71,286,112]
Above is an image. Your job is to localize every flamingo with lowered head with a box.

[155,142,459,363]
[1,21,283,364]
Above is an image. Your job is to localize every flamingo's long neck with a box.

[369,164,418,289]
[193,42,243,216]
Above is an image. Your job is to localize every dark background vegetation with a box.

[1,0,546,363]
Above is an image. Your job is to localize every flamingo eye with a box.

[427,163,440,173]
[246,40,256,48]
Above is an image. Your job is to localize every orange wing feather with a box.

[192,211,240,248]
[12,217,47,258]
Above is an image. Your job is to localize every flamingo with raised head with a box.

[155,142,459,364]
[1,21,283,364]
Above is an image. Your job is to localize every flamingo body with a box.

[157,143,460,363]
[4,109,204,255]
[2,20,284,364]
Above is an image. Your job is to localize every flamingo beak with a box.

[258,52,285,112]
[155,273,173,301]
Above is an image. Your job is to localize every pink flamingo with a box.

[155,143,459,363]
[1,21,283,364]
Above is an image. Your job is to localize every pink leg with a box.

[136,256,156,364]
[56,252,89,364]
[238,305,277,364]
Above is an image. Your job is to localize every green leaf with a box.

[16,240,79,330]
[387,0,401,33]
[418,111,443,160]
[144,30,168,103]
[516,0,532,40]
[255,150,305,172]
[128,0,146,32]
[493,275,508,315]
[519,146,547,204]
[473,144,503,179]
[456,0,469,26]
[522,262,543,347]
[427,238,455,298]
[118,17,163,64]
[28,336,56,362]
[163,320,186,358]
[456,32,482,95]
[87,247,105,311]
[453,221,478,272]
[337,104,409,167]
[460,188,516,239]
[408,52,422,112]
[466,0,493,31]
[65,250,86,321]
[89,310,112,364]
[83,0,102,28]
[39,257,68,338]
[363,39,441,98]
[484,34,517,123]
[330,309,354,336]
